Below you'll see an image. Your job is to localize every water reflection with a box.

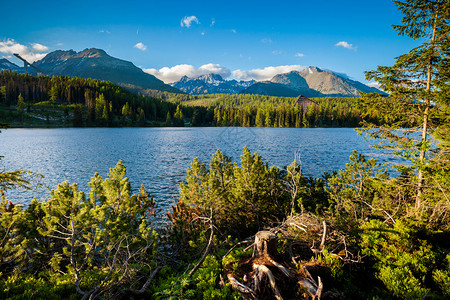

[0,127,399,212]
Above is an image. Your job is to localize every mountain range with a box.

[0,59,22,73]
[173,66,382,97]
[171,74,255,94]
[0,48,383,97]
[0,49,180,93]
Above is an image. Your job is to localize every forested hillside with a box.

[0,71,191,127]
[0,71,388,128]
[151,92,393,127]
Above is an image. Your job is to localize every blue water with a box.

[0,127,389,211]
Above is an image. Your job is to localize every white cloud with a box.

[0,39,48,63]
[210,18,215,27]
[134,42,147,51]
[181,16,199,28]
[272,50,283,55]
[367,81,381,89]
[232,65,305,81]
[295,53,305,57]
[335,41,357,51]
[144,63,231,83]
[99,29,111,34]
[144,64,310,83]
[231,29,237,33]
[32,43,49,52]
[261,38,272,44]
[199,63,231,78]
[201,32,205,36]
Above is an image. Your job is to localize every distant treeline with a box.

[0,71,198,127]
[1,71,387,128]
[163,93,383,127]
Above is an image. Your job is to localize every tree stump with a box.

[253,231,278,258]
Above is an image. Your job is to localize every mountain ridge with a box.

[172,66,384,97]
[1,49,383,97]
[32,48,180,93]
[0,48,180,93]
[0,58,22,72]
[171,73,254,94]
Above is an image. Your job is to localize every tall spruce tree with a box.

[359,0,450,217]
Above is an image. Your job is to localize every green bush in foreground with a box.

[0,161,160,299]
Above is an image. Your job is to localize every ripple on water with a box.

[0,127,401,214]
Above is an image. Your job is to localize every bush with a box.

[179,147,289,238]
[360,219,450,299]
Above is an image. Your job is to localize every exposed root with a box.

[253,264,283,300]
[227,273,256,299]
[224,217,348,299]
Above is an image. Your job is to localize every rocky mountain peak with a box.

[0,58,21,71]
[35,50,77,64]
[197,73,224,83]
[172,73,249,94]
[301,66,323,75]
[32,48,180,93]
[77,48,108,58]
[179,75,190,82]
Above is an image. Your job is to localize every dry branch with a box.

[189,209,214,277]
[227,274,256,298]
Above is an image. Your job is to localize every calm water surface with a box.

[0,127,384,211]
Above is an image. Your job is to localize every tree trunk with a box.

[416,10,438,217]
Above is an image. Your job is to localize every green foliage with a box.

[284,158,329,215]
[165,111,172,126]
[48,85,58,104]
[0,71,187,127]
[433,253,450,297]
[72,104,83,127]
[16,94,26,114]
[0,169,32,192]
[0,161,160,298]
[151,255,238,300]
[222,246,253,273]
[360,220,449,299]
[327,151,399,234]
[318,249,344,279]
[359,0,450,218]
[179,147,289,237]
[173,104,184,126]
[0,273,77,300]
[191,255,237,299]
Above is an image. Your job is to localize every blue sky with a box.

[0,0,420,85]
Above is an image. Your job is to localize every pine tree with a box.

[360,0,450,217]
[121,102,130,117]
[73,104,83,127]
[16,94,26,114]
[48,85,57,104]
[137,107,146,126]
[173,105,184,126]
[165,111,172,126]
[0,86,5,105]
[255,108,264,127]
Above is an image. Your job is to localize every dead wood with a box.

[227,273,256,299]
[227,230,326,299]
[189,210,214,277]
[253,264,283,300]
[253,231,278,258]
[225,214,347,299]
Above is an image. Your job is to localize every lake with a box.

[0,127,388,211]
